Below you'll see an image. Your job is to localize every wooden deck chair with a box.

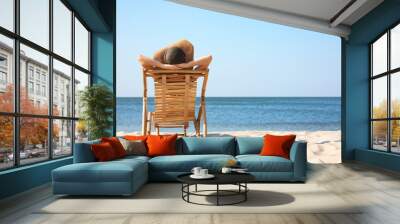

[141,69,209,136]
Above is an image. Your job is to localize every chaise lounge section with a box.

[52,137,307,196]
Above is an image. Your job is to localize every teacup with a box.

[199,169,208,176]
[221,167,232,174]
[191,167,202,176]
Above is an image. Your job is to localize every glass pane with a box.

[0,35,14,112]
[53,119,72,157]
[20,44,49,115]
[372,77,387,119]
[75,18,89,70]
[20,117,49,165]
[372,33,387,76]
[53,59,72,117]
[391,24,400,70]
[75,120,88,143]
[0,116,14,170]
[53,0,72,60]
[391,120,400,153]
[74,69,89,118]
[0,0,14,31]
[391,72,400,118]
[20,0,49,49]
[372,121,388,151]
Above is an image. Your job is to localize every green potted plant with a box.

[79,84,114,140]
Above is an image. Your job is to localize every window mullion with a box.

[71,10,76,155]
[13,0,21,167]
[388,30,391,152]
[48,0,54,160]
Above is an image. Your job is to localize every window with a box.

[28,67,34,80]
[0,53,8,90]
[35,70,40,81]
[0,34,13,113]
[0,55,7,67]
[20,0,49,48]
[75,18,90,70]
[370,23,400,153]
[19,117,49,165]
[53,0,72,60]
[41,85,46,97]
[53,59,72,117]
[74,69,89,118]
[0,1,91,170]
[53,119,72,158]
[0,116,13,170]
[0,0,14,32]
[35,84,40,95]
[0,71,7,84]
[28,81,34,94]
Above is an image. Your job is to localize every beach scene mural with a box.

[116,1,342,163]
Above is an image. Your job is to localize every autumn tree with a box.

[372,99,400,142]
[0,84,59,153]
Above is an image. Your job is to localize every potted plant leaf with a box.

[79,84,114,140]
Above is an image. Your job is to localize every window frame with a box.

[370,21,400,154]
[0,0,92,171]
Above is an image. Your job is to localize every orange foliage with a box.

[0,85,59,149]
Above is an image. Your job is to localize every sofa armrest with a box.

[289,141,307,181]
[73,140,100,163]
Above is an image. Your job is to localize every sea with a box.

[116,97,341,133]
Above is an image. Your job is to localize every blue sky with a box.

[117,0,341,97]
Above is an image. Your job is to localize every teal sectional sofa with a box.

[52,137,307,196]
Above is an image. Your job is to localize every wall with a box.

[0,158,72,199]
[343,0,400,171]
[0,0,116,200]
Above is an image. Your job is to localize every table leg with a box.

[187,184,190,202]
[195,184,198,192]
[245,183,247,201]
[216,184,219,206]
[181,184,183,199]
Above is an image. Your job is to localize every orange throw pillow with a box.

[101,137,126,158]
[260,134,296,159]
[91,142,117,161]
[124,135,148,141]
[146,134,178,157]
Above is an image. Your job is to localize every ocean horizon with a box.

[116,97,341,133]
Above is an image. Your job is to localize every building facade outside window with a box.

[370,22,400,154]
[0,0,91,170]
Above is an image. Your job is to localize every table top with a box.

[177,172,255,185]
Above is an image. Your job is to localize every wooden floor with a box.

[1,162,400,224]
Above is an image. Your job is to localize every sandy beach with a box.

[117,130,341,164]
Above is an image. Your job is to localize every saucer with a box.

[190,174,215,179]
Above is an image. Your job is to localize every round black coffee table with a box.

[177,173,255,206]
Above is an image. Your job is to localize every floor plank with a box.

[1,162,400,224]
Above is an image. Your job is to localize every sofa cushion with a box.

[73,140,100,163]
[119,138,147,156]
[236,155,293,172]
[260,134,296,159]
[91,142,118,161]
[115,155,150,163]
[149,154,235,172]
[178,137,236,155]
[147,135,178,157]
[101,137,127,158]
[236,137,263,155]
[53,158,147,183]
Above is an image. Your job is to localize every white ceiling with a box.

[229,0,352,22]
[169,0,384,37]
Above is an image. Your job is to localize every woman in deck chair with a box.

[138,39,212,70]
